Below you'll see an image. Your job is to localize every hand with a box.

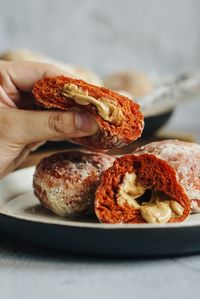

[0,61,98,178]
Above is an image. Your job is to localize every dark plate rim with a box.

[0,209,199,230]
[0,167,199,231]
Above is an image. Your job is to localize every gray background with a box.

[1,0,200,140]
[1,1,200,298]
[1,0,200,76]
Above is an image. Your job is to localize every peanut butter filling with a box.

[62,83,123,125]
[117,172,145,208]
[140,193,184,224]
[117,172,184,224]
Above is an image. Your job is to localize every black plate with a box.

[1,167,200,257]
[143,108,174,137]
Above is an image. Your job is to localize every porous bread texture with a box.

[95,152,190,224]
[32,76,144,149]
[136,140,200,213]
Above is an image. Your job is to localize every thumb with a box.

[0,108,98,144]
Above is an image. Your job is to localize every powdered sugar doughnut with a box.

[135,140,200,213]
[95,140,194,224]
[33,150,115,217]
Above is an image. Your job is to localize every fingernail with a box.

[75,112,98,134]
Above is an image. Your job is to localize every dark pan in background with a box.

[143,108,174,137]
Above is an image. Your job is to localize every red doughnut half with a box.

[95,140,193,224]
[32,76,144,149]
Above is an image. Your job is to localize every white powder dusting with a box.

[135,140,200,212]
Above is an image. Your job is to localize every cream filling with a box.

[62,83,123,125]
[117,172,184,224]
[117,172,145,208]
[140,195,184,224]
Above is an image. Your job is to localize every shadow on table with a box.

[0,233,200,265]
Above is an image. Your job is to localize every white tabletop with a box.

[0,234,199,299]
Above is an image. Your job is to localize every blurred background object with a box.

[104,71,154,98]
[1,0,200,74]
[0,0,200,141]
[0,49,103,85]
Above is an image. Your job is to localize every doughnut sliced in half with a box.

[33,150,115,217]
[32,76,144,149]
[136,140,200,214]
[95,140,193,224]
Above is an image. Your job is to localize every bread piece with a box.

[32,76,144,149]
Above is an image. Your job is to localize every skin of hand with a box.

[0,61,98,178]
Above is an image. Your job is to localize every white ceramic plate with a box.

[1,167,200,257]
